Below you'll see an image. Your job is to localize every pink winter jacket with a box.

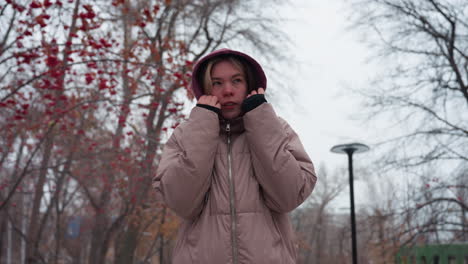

[153,102,317,263]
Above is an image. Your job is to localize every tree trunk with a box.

[88,214,108,264]
[114,225,139,264]
[26,135,53,263]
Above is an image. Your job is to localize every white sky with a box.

[270,0,379,209]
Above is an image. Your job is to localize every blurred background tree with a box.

[293,0,467,263]
[0,0,288,263]
[341,0,466,261]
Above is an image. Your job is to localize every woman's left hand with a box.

[247,87,265,98]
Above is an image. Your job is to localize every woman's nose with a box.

[222,84,234,96]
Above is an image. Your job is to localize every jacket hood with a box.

[190,49,267,99]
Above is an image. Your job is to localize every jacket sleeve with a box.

[243,103,317,213]
[152,107,220,219]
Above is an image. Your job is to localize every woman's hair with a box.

[201,55,256,95]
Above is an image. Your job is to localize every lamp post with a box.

[331,143,369,264]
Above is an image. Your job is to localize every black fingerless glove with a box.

[197,104,221,115]
[241,94,267,113]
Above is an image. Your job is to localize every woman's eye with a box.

[233,78,243,84]
[212,81,221,86]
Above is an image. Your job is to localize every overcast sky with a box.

[271,0,380,209]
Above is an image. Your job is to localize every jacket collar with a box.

[220,116,245,134]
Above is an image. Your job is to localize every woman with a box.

[153,49,317,264]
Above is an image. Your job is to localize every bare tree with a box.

[293,165,347,264]
[346,0,467,171]
[343,0,468,250]
[0,0,290,263]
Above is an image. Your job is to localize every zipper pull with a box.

[226,123,231,133]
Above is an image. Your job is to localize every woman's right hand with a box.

[198,95,221,109]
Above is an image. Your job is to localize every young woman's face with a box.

[210,60,248,120]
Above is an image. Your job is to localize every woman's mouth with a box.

[222,102,237,110]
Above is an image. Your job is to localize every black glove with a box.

[242,94,267,113]
[197,104,221,115]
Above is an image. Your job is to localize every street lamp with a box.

[331,143,370,264]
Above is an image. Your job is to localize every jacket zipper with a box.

[226,123,238,264]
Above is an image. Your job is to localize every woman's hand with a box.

[246,87,265,98]
[198,95,221,109]
[242,88,267,113]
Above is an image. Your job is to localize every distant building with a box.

[396,244,468,264]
